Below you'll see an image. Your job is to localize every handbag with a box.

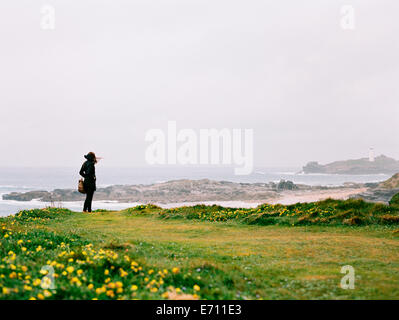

[78,179,86,194]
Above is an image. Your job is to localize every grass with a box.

[159,198,399,226]
[1,198,399,300]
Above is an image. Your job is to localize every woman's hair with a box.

[86,152,97,163]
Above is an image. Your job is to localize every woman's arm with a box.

[79,163,87,178]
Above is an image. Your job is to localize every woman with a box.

[79,152,97,212]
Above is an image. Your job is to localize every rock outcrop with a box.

[378,173,399,189]
[351,188,399,204]
[2,179,312,203]
[303,155,399,175]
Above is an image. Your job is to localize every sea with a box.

[0,166,390,217]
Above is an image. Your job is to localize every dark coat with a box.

[80,160,96,192]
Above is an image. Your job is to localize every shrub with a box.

[343,216,365,226]
[370,203,395,215]
[12,208,73,222]
[379,214,399,224]
[123,204,162,215]
[242,213,278,226]
[157,199,399,227]
[389,193,399,207]
[335,199,372,211]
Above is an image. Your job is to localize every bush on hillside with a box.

[12,208,73,222]
[389,193,399,207]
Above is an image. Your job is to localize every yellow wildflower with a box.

[71,277,82,286]
[172,267,179,274]
[33,279,41,286]
[43,290,52,297]
[106,290,115,298]
[96,287,105,294]
[119,268,128,277]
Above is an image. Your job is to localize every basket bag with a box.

[78,179,86,194]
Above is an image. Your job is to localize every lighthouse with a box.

[369,148,375,162]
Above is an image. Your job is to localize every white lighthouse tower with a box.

[369,147,375,162]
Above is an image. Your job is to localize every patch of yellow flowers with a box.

[0,222,202,300]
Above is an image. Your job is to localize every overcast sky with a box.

[0,0,398,168]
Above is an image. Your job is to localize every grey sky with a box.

[0,0,398,168]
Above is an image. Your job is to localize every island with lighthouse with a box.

[302,149,399,175]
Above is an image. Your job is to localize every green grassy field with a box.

[1,198,399,300]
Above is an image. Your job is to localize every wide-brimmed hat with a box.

[84,152,97,162]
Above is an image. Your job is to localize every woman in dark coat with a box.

[79,152,97,212]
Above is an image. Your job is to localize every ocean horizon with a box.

[0,166,390,216]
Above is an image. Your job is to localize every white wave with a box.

[254,171,266,175]
[274,172,297,175]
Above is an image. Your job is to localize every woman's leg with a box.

[83,190,94,212]
[83,193,89,212]
[86,190,94,212]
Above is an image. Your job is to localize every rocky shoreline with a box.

[2,179,371,204]
[351,188,399,204]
